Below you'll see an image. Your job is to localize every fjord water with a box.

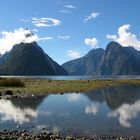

[1,75,140,80]
[0,85,140,137]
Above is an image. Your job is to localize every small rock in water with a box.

[3,129,7,132]
[31,94,35,97]
[66,136,75,140]
[17,125,20,129]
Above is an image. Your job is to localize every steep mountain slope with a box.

[0,42,68,75]
[62,41,140,75]
[97,41,140,75]
[62,48,104,75]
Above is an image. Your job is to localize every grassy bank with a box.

[0,78,25,87]
[0,78,140,94]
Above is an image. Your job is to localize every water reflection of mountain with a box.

[85,85,140,110]
[10,95,46,110]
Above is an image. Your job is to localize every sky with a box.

[0,0,140,64]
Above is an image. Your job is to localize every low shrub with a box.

[0,78,25,87]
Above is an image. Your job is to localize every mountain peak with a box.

[107,41,121,46]
[62,41,140,75]
[0,42,68,75]
[13,41,38,48]
[106,41,122,50]
[62,48,105,75]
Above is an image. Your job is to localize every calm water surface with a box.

[0,85,140,137]
[1,75,140,80]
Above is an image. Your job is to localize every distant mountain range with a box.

[0,41,140,75]
[62,41,140,75]
[0,42,68,75]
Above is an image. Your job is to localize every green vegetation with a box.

[0,78,140,94]
[0,78,25,87]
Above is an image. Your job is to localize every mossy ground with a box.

[0,78,140,94]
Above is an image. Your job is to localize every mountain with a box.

[0,42,68,75]
[97,42,140,75]
[62,48,104,75]
[62,41,140,75]
[85,85,140,110]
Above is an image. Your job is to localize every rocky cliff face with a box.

[62,41,140,75]
[0,42,68,75]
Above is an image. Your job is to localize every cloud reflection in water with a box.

[85,103,99,115]
[67,93,81,103]
[0,99,37,124]
[108,100,140,128]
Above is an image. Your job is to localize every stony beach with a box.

[0,129,139,140]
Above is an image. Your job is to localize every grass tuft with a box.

[0,78,25,87]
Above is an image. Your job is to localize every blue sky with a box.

[0,0,140,64]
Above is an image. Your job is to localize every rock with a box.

[129,136,137,140]
[17,125,20,129]
[0,92,2,96]
[3,129,7,132]
[66,136,75,140]
[17,137,24,140]
[6,90,13,95]
[31,94,35,98]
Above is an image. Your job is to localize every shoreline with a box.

[0,130,139,140]
[1,79,140,94]
[0,80,140,139]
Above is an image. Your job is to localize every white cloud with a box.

[58,35,70,40]
[0,28,38,54]
[0,28,56,54]
[34,23,48,27]
[85,37,99,48]
[19,19,30,22]
[32,17,61,27]
[85,103,99,115]
[0,99,37,124]
[64,5,76,9]
[60,10,72,14]
[32,29,38,32]
[108,100,140,128]
[83,12,100,23]
[106,24,140,50]
[38,36,53,41]
[60,5,76,14]
[67,49,81,59]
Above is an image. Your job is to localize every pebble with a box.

[17,125,20,129]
